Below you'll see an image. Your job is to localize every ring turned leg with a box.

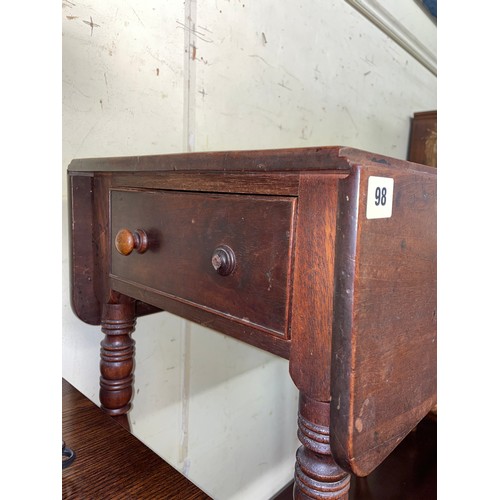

[100,301,136,430]
[294,393,351,499]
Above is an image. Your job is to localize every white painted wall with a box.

[62,1,436,498]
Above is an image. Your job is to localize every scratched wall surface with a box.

[62,0,185,168]
[62,1,436,499]
[192,0,436,156]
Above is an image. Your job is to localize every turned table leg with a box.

[294,393,351,499]
[100,301,136,430]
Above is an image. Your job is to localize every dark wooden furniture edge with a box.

[67,145,436,498]
[68,173,162,326]
[330,163,436,476]
[407,110,437,168]
[68,145,434,174]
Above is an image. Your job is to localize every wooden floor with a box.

[63,378,436,499]
[62,379,210,499]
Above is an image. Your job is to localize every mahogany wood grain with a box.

[294,393,350,499]
[68,173,100,325]
[62,378,210,499]
[110,189,296,338]
[109,277,292,359]
[68,146,353,173]
[331,161,436,476]
[288,173,341,401]
[99,300,136,426]
[68,145,425,175]
[68,146,437,499]
[69,174,166,325]
[112,171,301,196]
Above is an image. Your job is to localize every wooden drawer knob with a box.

[211,245,236,276]
[115,228,149,255]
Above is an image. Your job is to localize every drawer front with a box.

[110,189,296,337]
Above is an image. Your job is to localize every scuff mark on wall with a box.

[145,46,178,74]
[248,54,272,67]
[341,105,359,135]
[300,125,313,141]
[278,79,292,91]
[103,73,109,102]
[314,65,321,81]
[131,7,145,26]
[82,16,100,36]
[176,20,214,43]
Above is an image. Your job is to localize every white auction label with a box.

[366,176,394,219]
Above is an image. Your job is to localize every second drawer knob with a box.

[211,245,236,276]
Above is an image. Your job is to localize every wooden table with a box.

[68,146,436,499]
[62,378,210,498]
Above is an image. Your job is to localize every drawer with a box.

[110,189,296,337]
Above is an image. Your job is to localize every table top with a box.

[68,145,436,175]
[62,378,211,499]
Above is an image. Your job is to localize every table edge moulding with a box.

[68,145,437,500]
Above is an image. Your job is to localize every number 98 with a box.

[375,186,387,206]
